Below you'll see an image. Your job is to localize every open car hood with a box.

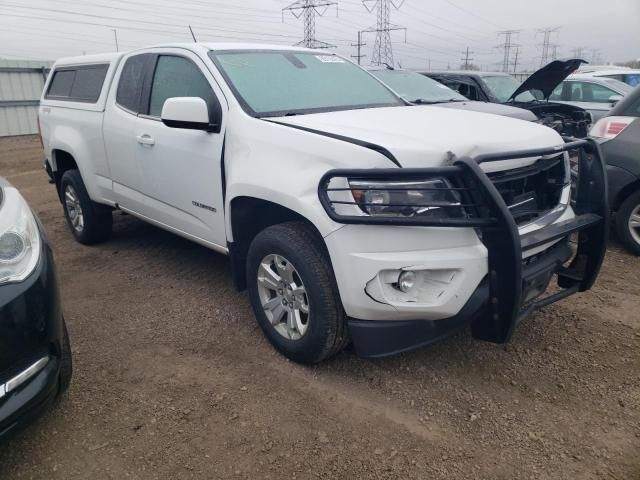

[508,59,587,101]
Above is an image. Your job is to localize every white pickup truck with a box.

[38,43,609,364]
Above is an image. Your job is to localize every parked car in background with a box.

[577,67,640,87]
[424,59,592,137]
[549,75,633,122]
[39,44,608,363]
[0,179,72,441]
[590,85,640,255]
[368,66,536,121]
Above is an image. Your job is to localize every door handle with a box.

[136,134,155,146]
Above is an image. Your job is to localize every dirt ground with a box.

[0,135,638,480]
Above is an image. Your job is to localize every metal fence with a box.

[0,60,52,137]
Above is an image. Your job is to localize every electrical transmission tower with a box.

[497,30,520,73]
[461,46,474,70]
[362,0,406,66]
[571,47,586,59]
[283,0,338,49]
[550,44,559,61]
[537,27,560,67]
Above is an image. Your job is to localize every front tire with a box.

[246,222,349,364]
[616,190,640,256]
[60,170,112,245]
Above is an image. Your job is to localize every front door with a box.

[134,50,228,249]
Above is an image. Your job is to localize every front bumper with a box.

[320,138,608,357]
[0,223,65,440]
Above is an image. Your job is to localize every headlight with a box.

[0,185,41,285]
[349,177,465,219]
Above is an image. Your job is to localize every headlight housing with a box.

[349,177,465,219]
[0,185,41,285]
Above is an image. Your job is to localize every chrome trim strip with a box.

[2,357,49,396]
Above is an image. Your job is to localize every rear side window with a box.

[116,54,149,113]
[46,64,108,102]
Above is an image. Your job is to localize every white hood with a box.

[271,105,563,171]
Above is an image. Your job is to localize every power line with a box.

[496,29,520,73]
[362,0,406,66]
[283,0,338,49]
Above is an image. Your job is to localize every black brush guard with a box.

[318,138,608,344]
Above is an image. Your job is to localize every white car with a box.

[549,74,634,121]
[38,43,608,363]
[576,67,640,87]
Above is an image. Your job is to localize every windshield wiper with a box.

[411,98,466,105]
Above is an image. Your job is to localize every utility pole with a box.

[283,0,338,49]
[513,47,519,73]
[550,44,559,61]
[537,27,559,67]
[497,30,520,73]
[461,46,474,70]
[351,30,366,65]
[189,25,198,42]
[362,0,406,66]
[111,28,119,52]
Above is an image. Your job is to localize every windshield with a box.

[371,69,466,103]
[208,50,403,117]
[482,75,535,102]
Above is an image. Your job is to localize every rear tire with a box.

[616,190,640,256]
[60,169,112,245]
[246,222,349,364]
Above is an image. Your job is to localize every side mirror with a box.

[608,94,623,107]
[161,97,218,132]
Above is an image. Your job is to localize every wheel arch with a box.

[613,179,640,212]
[227,196,331,291]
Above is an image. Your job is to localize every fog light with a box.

[397,271,416,293]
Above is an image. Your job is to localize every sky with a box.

[0,0,638,72]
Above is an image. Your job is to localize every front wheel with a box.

[246,222,349,364]
[616,190,640,256]
[60,170,112,245]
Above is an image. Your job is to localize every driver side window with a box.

[147,55,218,118]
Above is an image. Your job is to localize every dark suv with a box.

[0,178,72,440]
[590,85,640,254]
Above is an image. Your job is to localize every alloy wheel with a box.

[64,185,84,233]
[256,254,310,341]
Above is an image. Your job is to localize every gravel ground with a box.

[0,135,639,480]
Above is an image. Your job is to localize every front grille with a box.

[487,155,567,226]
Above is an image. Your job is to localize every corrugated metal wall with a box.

[0,59,53,137]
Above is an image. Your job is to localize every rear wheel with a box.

[246,222,349,364]
[616,190,640,256]
[61,170,112,245]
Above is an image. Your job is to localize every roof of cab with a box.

[52,43,337,67]
[54,52,123,67]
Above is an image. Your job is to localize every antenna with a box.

[362,0,407,66]
[111,28,119,52]
[283,0,338,49]
[189,25,198,42]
